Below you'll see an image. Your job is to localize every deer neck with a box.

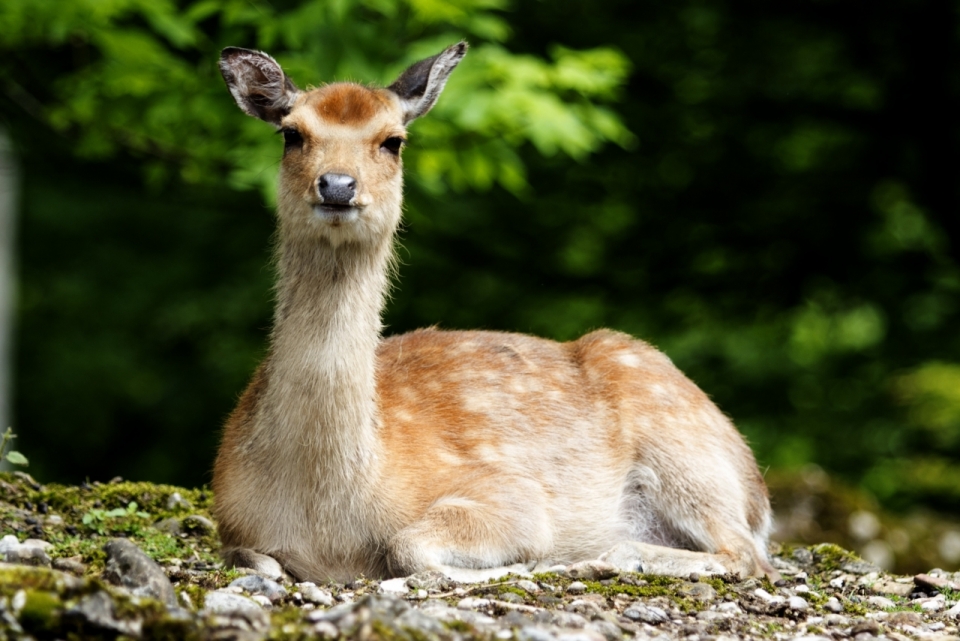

[262,227,394,484]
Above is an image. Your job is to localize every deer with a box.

[213,42,778,584]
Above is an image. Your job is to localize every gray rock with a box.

[566,581,587,594]
[623,604,668,625]
[102,538,176,606]
[301,585,334,606]
[518,626,558,641]
[823,596,843,613]
[166,492,193,511]
[841,560,882,575]
[63,590,142,637]
[153,518,183,535]
[230,574,287,603]
[867,596,896,609]
[203,590,264,615]
[787,596,809,611]
[182,515,215,535]
[52,556,87,575]
[517,579,542,594]
[5,544,51,567]
[679,581,716,601]
[946,601,960,619]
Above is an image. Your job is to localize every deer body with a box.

[214,44,776,582]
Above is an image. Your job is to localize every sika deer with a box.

[213,43,778,583]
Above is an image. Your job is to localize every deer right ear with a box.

[219,47,300,126]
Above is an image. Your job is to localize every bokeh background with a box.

[1,0,959,573]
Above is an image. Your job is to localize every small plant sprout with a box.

[0,428,28,467]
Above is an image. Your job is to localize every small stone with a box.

[787,596,809,611]
[829,577,845,589]
[867,596,896,609]
[499,592,524,604]
[872,580,913,597]
[229,575,288,603]
[64,590,141,637]
[458,597,490,610]
[716,602,741,614]
[824,597,843,613]
[182,515,215,535]
[850,619,882,636]
[166,492,193,510]
[179,591,194,609]
[915,573,960,592]
[52,556,87,575]
[22,539,52,551]
[250,595,272,607]
[413,589,428,600]
[792,548,814,565]
[566,581,587,594]
[516,580,541,594]
[946,602,960,619]
[301,585,334,606]
[203,590,264,615]
[379,577,410,594]
[918,596,945,612]
[102,538,176,606]
[842,560,881,575]
[153,518,183,535]
[623,604,668,625]
[679,581,716,602]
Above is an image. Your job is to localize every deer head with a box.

[219,43,467,248]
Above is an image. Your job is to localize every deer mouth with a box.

[313,204,360,226]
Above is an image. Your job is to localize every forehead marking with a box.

[307,84,390,125]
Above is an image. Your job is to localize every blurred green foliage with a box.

[1,0,959,522]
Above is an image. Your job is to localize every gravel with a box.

[0,476,959,640]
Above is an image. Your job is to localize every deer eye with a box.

[280,127,303,150]
[380,136,405,155]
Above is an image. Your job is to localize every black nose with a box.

[318,173,356,206]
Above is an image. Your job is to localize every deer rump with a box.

[212,43,777,584]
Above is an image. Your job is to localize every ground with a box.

[0,472,957,641]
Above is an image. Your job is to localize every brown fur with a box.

[214,44,778,583]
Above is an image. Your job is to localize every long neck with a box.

[262,227,394,482]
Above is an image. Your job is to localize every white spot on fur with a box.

[617,352,642,368]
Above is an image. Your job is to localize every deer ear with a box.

[388,42,467,124]
[220,47,300,126]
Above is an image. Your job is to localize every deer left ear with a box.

[388,42,468,124]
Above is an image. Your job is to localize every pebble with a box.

[946,602,960,619]
[825,597,844,613]
[566,581,587,594]
[517,579,542,594]
[565,561,619,581]
[229,575,288,603]
[866,596,896,609]
[786,596,809,611]
[203,590,264,615]
[300,585,334,606]
[379,577,410,594]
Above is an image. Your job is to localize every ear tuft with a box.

[220,47,300,126]
[388,42,468,124]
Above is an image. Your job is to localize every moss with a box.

[18,590,62,635]
[810,544,861,573]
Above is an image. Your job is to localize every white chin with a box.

[313,205,359,226]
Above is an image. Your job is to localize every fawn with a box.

[213,42,777,583]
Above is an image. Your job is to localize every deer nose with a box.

[318,173,357,206]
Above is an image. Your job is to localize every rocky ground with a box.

[0,472,958,641]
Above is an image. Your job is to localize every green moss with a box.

[18,590,62,634]
[810,544,861,573]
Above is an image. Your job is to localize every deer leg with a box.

[386,493,550,582]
